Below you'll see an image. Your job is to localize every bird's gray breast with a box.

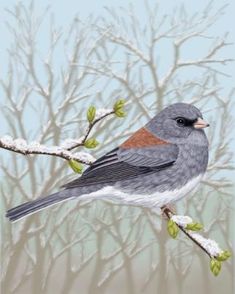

[174,143,208,181]
[115,143,208,195]
[152,143,208,192]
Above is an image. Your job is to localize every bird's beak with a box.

[194,118,210,129]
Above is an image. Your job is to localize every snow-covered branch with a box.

[162,207,231,276]
[0,108,116,165]
[0,136,94,164]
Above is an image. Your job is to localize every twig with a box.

[67,109,115,150]
[0,138,92,164]
[0,109,115,165]
[162,206,213,258]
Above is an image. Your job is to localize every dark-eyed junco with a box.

[6,103,209,222]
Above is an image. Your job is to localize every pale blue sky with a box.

[0,0,234,76]
[0,0,234,135]
[0,0,235,88]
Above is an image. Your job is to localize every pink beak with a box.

[194,118,210,129]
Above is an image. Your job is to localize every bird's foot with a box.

[161,204,175,219]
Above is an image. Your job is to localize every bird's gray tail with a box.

[6,190,74,222]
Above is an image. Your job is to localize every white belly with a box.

[79,174,204,208]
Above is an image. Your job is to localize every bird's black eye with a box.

[176,117,186,127]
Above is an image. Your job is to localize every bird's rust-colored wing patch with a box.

[121,127,168,149]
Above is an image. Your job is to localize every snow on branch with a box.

[0,136,95,164]
[170,213,222,257]
[162,207,231,276]
[0,103,125,165]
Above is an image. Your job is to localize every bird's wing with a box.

[62,127,179,189]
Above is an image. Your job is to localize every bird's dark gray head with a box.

[146,103,209,144]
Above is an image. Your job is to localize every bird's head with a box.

[147,103,209,145]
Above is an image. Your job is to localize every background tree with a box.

[0,1,234,294]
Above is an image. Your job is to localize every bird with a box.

[6,102,210,222]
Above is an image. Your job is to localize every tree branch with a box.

[161,207,224,259]
[0,108,115,165]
